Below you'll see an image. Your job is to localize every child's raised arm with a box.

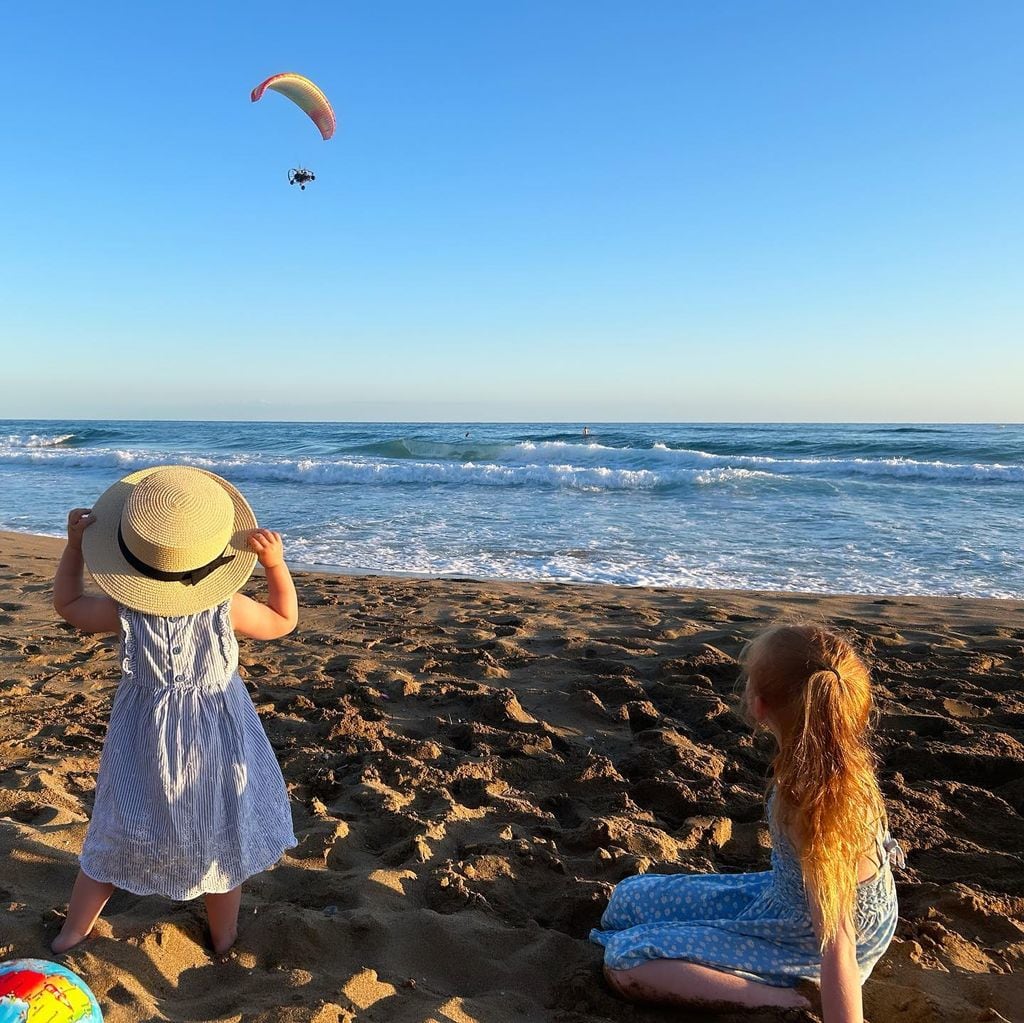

[53,508,120,633]
[231,529,298,640]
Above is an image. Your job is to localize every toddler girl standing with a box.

[591,623,903,1023]
[51,465,298,955]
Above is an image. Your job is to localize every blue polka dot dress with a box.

[590,798,902,988]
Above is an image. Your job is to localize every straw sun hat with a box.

[81,465,259,616]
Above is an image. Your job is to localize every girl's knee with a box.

[604,964,664,1005]
[603,965,633,1000]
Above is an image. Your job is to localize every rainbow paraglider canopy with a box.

[0,959,103,1023]
[250,72,335,140]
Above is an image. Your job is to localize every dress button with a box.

[175,674,186,682]
[172,646,182,654]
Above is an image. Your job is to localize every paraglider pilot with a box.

[288,168,316,190]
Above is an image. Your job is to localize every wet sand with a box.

[1,529,1022,1022]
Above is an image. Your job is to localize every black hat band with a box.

[117,524,235,587]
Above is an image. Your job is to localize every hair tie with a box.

[814,663,842,683]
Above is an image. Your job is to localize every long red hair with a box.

[740,623,885,947]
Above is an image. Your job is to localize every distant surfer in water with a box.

[583,426,591,437]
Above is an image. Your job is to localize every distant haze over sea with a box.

[2,421,1020,598]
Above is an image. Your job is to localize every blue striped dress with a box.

[590,797,902,987]
[80,602,297,899]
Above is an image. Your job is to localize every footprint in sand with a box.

[942,698,989,720]
[1,799,61,826]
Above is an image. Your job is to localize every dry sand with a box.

[1,529,1022,1023]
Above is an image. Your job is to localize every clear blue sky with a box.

[2,1,1021,421]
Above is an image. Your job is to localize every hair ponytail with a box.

[742,625,885,947]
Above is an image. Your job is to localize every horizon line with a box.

[4,417,1021,427]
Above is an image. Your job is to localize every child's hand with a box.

[67,508,95,551]
[248,528,286,569]
[234,529,297,637]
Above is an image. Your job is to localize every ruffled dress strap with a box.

[881,834,906,869]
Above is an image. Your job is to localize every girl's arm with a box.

[818,912,864,1023]
[806,875,863,1023]
[231,529,298,640]
[53,508,120,633]
[786,801,872,1023]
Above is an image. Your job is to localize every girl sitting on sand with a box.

[51,466,298,955]
[591,623,903,1022]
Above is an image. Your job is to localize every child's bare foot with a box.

[52,870,114,954]
[210,928,237,956]
[51,925,92,954]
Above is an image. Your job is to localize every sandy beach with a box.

[1,529,1022,1022]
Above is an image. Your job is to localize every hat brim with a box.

[81,466,259,616]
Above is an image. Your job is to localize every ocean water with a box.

[1,420,1021,598]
